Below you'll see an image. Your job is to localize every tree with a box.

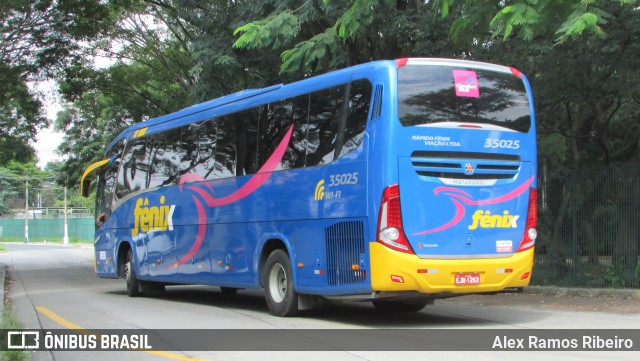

[0,63,44,165]
[55,63,181,189]
[54,1,458,188]
[470,4,640,165]
[55,0,298,188]
[233,0,458,74]
[0,161,51,215]
[140,0,288,99]
[0,0,130,166]
[451,3,640,286]
[433,0,638,44]
[1,0,124,74]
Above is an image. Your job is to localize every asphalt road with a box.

[1,243,638,361]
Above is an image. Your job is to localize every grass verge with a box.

[1,298,30,360]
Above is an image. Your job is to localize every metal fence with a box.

[533,161,640,288]
[5,207,93,219]
[0,218,95,242]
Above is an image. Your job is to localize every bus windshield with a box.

[397,64,531,132]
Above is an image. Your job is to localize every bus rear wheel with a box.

[125,249,141,297]
[263,249,298,317]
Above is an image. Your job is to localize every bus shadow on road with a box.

[107,285,545,327]
[303,300,546,327]
[107,286,268,313]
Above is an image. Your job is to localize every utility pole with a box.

[63,186,69,245]
[24,176,29,243]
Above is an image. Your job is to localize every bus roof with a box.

[106,57,521,153]
[105,59,408,152]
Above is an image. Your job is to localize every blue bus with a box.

[81,58,537,316]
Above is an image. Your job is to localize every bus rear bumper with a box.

[369,242,534,295]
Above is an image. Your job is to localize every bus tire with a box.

[263,249,298,317]
[125,249,142,297]
[372,299,430,313]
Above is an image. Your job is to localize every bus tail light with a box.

[377,185,414,254]
[396,58,409,68]
[510,67,523,78]
[516,188,537,252]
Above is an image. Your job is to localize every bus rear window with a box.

[397,64,531,132]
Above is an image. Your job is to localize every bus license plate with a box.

[455,273,480,285]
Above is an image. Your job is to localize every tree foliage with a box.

[54,0,300,188]
[1,0,116,73]
[0,161,51,215]
[0,0,130,166]
[433,0,638,43]
[469,2,640,165]
[0,63,42,165]
[0,0,631,184]
[233,0,458,74]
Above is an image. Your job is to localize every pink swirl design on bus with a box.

[412,176,534,235]
[170,195,207,268]
[168,125,294,268]
[179,173,214,193]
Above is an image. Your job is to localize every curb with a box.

[524,285,640,300]
[0,266,5,315]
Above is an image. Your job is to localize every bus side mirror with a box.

[81,179,92,197]
[80,158,110,198]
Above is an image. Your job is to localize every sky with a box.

[33,79,64,169]
[35,127,64,169]
[32,56,116,169]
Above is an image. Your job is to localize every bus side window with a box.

[258,97,311,171]
[149,127,182,187]
[258,100,292,171]
[305,80,371,167]
[179,118,217,180]
[117,137,152,198]
[215,107,260,178]
[239,107,261,175]
[338,79,372,158]
[291,94,310,168]
[95,163,118,228]
[214,115,238,178]
[306,85,344,167]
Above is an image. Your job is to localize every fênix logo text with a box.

[132,196,176,236]
[468,210,519,230]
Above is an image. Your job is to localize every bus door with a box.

[94,161,120,276]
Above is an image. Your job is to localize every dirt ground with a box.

[440,290,640,314]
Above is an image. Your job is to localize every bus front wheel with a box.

[263,249,298,317]
[125,249,142,297]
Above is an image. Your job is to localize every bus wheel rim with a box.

[268,263,286,303]
[125,261,131,283]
